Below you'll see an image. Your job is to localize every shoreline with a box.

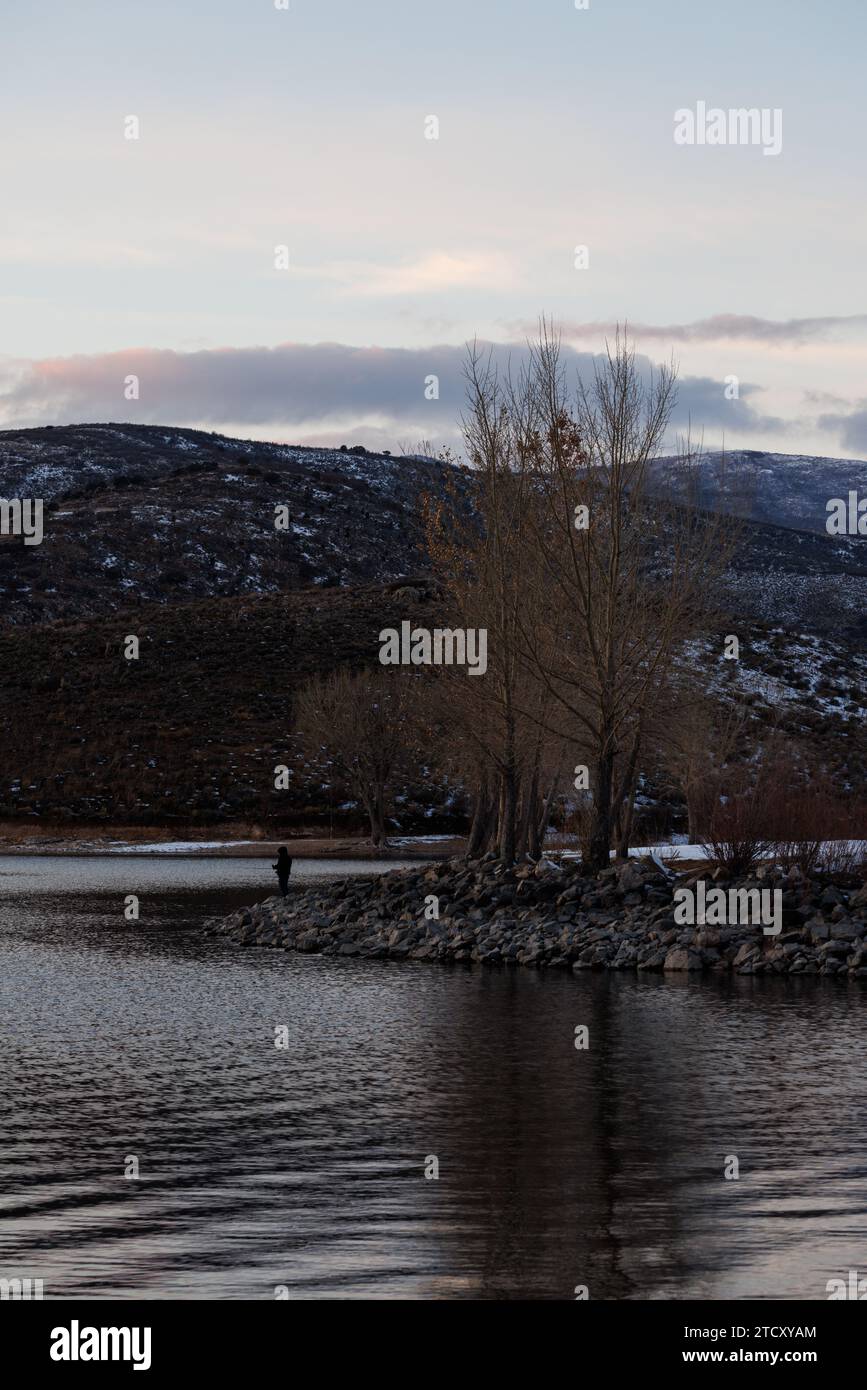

[205,855,867,979]
[0,829,465,860]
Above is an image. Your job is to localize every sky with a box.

[1,0,866,457]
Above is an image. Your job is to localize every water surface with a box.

[0,854,864,1299]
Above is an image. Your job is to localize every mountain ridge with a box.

[650,447,867,535]
[1,425,863,639]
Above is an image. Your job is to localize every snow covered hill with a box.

[0,423,468,625]
[0,424,863,832]
[650,448,867,534]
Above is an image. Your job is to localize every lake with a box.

[0,853,864,1300]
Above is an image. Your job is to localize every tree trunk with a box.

[532,782,556,861]
[527,793,542,861]
[362,785,384,845]
[466,778,491,858]
[587,739,615,871]
[613,730,641,860]
[687,793,699,847]
[519,764,540,860]
[616,783,638,860]
[498,766,518,865]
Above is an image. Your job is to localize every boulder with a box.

[615,861,646,894]
[732,943,760,968]
[663,947,703,971]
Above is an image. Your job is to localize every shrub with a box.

[699,760,775,875]
[820,839,867,875]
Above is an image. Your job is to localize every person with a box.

[272,846,293,897]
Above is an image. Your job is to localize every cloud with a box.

[663,375,784,436]
[0,340,784,446]
[330,251,520,297]
[0,344,466,429]
[802,388,852,410]
[511,313,867,347]
[0,235,168,268]
[817,401,867,455]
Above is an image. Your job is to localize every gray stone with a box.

[663,947,703,971]
[830,921,860,940]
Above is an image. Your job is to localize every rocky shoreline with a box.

[204,855,867,978]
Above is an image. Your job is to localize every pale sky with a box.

[1,0,865,456]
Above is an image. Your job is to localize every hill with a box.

[1,426,865,639]
[650,447,867,535]
[0,425,864,835]
[0,423,468,626]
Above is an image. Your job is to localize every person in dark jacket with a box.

[272,846,293,896]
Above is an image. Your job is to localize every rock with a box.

[637,949,667,971]
[807,920,831,941]
[663,947,703,972]
[695,928,720,948]
[732,943,760,968]
[818,939,849,955]
[830,921,860,940]
[290,931,314,952]
[615,861,645,893]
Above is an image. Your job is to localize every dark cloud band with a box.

[0,340,783,442]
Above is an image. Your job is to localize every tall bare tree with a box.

[423,344,568,863]
[514,324,737,867]
[424,323,737,868]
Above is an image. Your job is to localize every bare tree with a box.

[419,323,738,868]
[294,668,410,845]
[422,345,567,863]
[509,324,739,868]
